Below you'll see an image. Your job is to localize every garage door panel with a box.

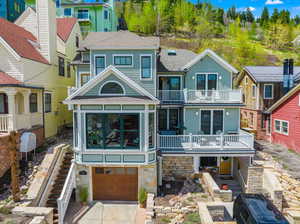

[92,167,138,201]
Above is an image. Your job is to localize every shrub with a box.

[138,188,147,207]
[79,186,88,203]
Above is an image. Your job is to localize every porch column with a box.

[144,105,149,151]
[193,156,200,173]
[37,91,43,113]
[5,90,17,130]
[22,90,31,129]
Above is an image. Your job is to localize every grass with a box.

[184,212,201,224]
[161,217,171,223]
[0,206,11,215]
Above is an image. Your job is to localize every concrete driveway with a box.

[77,201,138,224]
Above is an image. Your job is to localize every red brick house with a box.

[267,84,300,153]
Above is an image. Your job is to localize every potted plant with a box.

[79,186,89,205]
[138,188,147,208]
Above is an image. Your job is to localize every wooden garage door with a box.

[92,167,138,201]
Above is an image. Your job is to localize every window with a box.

[74,112,78,147]
[104,28,108,32]
[245,77,248,85]
[149,113,155,148]
[140,55,152,79]
[274,119,289,135]
[0,94,7,114]
[80,73,90,86]
[30,93,38,113]
[58,57,65,76]
[196,73,218,94]
[77,9,89,20]
[82,52,90,63]
[86,113,140,149]
[104,10,108,19]
[76,36,79,48]
[113,55,133,67]
[200,110,223,134]
[100,82,124,95]
[94,56,105,75]
[264,84,273,99]
[64,8,72,16]
[252,85,256,98]
[67,62,71,78]
[44,93,51,113]
[200,157,218,168]
[56,0,60,8]
[158,109,179,131]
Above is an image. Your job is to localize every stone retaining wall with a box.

[12,207,53,224]
[263,169,283,210]
[162,156,194,179]
[139,164,157,195]
[246,165,264,194]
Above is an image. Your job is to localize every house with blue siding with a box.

[64,31,255,202]
[0,0,25,22]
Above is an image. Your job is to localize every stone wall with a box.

[12,207,53,224]
[162,156,194,179]
[139,164,157,195]
[246,165,264,194]
[263,169,283,210]
[0,134,12,178]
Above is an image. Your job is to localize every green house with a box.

[58,0,118,36]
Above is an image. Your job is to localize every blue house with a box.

[0,0,25,22]
[63,31,255,203]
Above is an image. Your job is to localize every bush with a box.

[138,188,147,207]
[79,186,88,204]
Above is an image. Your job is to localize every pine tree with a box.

[271,8,279,23]
[260,7,269,27]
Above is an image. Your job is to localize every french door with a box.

[200,110,223,134]
[196,74,218,96]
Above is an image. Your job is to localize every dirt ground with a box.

[256,140,300,179]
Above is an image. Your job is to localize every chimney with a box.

[289,59,294,89]
[283,59,289,93]
[36,0,57,64]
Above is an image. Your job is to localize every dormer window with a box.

[100,81,125,95]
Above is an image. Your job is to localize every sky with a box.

[189,0,300,17]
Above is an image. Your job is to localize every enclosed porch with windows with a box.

[0,87,44,132]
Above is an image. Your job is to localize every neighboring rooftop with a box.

[80,31,160,50]
[157,49,197,72]
[57,18,78,42]
[61,0,109,6]
[0,72,22,85]
[244,66,300,82]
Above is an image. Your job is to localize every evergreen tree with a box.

[271,8,279,23]
[245,7,255,23]
[227,6,238,21]
[260,7,269,27]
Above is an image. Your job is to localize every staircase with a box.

[46,151,73,224]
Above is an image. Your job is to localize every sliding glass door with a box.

[197,74,218,96]
[200,110,223,134]
[158,108,179,131]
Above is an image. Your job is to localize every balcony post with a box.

[189,133,193,149]
[220,133,224,150]
[5,89,17,131]
[144,105,149,151]
[22,90,31,129]
[193,156,200,173]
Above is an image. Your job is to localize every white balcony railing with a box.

[57,162,76,224]
[185,89,243,103]
[0,115,13,132]
[158,130,254,151]
[157,89,243,104]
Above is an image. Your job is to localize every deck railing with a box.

[0,115,13,132]
[185,89,243,103]
[158,130,254,151]
[157,89,243,104]
[57,162,76,224]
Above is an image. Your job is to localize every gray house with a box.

[63,31,255,203]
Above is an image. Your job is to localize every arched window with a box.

[100,81,125,95]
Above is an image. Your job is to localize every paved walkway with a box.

[256,140,300,179]
[75,201,138,224]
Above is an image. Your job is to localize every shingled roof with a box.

[244,66,300,82]
[0,71,22,85]
[80,31,160,50]
[57,18,77,42]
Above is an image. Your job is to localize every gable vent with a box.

[167,49,177,56]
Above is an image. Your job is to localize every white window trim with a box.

[99,80,126,96]
[252,84,257,98]
[264,84,274,99]
[94,54,106,76]
[199,109,225,135]
[140,54,153,80]
[274,119,289,136]
[112,54,134,68]
[195,73,219,91]
[64,8,72,17]
[79,71,91,88]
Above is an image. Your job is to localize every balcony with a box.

[157,89,243,104]
[158,130,254,154]
[0,113,43,132]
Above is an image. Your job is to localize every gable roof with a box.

[243,66,300,83]
[0,72,22,85]
[182,49,238,73]
[158,49,197,72]
[0,18,49,64]
[80,31,160,50]
[64,65,159,104]
[267,83,300,113]
[56,18,78,42]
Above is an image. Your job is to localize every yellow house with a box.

[0,0,82,143]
